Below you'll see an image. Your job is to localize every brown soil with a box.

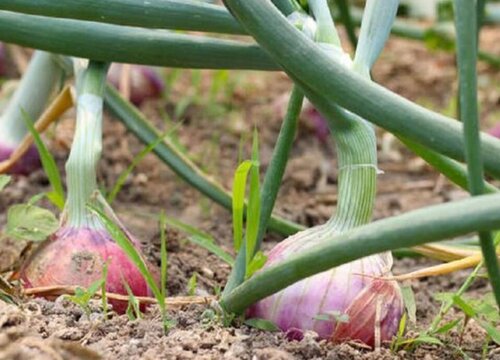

[1,25,500,360]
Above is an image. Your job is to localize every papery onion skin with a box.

[247,229,404,347]
[20,226,156,313]
[0,142,40,175]
[107,64,165,106]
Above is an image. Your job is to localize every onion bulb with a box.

[107,64,164,106]
[20,226,156,313]
[0,142,40,175]
[247,228,403,346]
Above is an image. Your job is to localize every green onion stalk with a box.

[0,51,62,174]
[453,0,500,308]
[20,60,158,313]
[232,0,403,347]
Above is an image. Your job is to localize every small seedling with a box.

[22,109,65,209]
[123,279,142,321]
[66,278,105,319]
[187,273,197,296]
[0,175,10,191]
[6,202,58,242]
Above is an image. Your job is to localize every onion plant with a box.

[20,61,157,313]
[0,51,62,174]
[3,0,500,348]
[220,0,500,327]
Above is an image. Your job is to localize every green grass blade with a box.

[107,129,171,204]
[222,87,302,297]
[220,193,500,314]
[0,175,11,192]
[21,110,65,209]
[161,215,234,266]
[159,211,168,301]
[245,130,261,272]
[232,160,252,252]
[88,204,164,310]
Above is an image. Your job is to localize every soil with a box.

[1,24,500,360]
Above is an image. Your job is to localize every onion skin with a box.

[332,279,403,346]
[20,226,156,314]
[107,64,165,106]
[0,142,40,175]
[247,229,403,347]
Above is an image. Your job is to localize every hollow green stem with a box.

[257,88,304,246]
[223,87,304,296]
[270,0,301,15]
[352,0,399,78]
[103,85,304,236]
[0,11,277,71]
[65,61,109,228]
[0,0,244,35]
[221,0,500,179]
[336,0,358,49]
[0,51,62,145]
[341,6,500,69]
[454,0,500,308]
[220,193,500,314]
[400,137,498,194]
[309,0,341,46]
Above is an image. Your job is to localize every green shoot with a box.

[400,285,417,324]
[0,175,10,191]
[245,129,261,273]
[101,261,109,319]
[452,294,500,345]
[244,318,280,332]
[88,204,163,307]
[123,278,142,320]
[21,109,65,209]
[159,211,168,301]
[161,215,234,266]
[0,276,17,305]
[246,251,267,279]
[107,129,172,205]
[231,130,265,279]
[89,202,177,332]
[66,278,105,319]
[187,273,197,296]
[390,312,407,353]
[231,160,252,252]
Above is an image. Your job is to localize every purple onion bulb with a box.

[247,229,404,346]
[107,64,165,106]
[21,226,157,313]
[0,141,40,175]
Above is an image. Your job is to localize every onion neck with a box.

[0,51,62,146]
[65,61,109,228]
[325,112,378,233]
